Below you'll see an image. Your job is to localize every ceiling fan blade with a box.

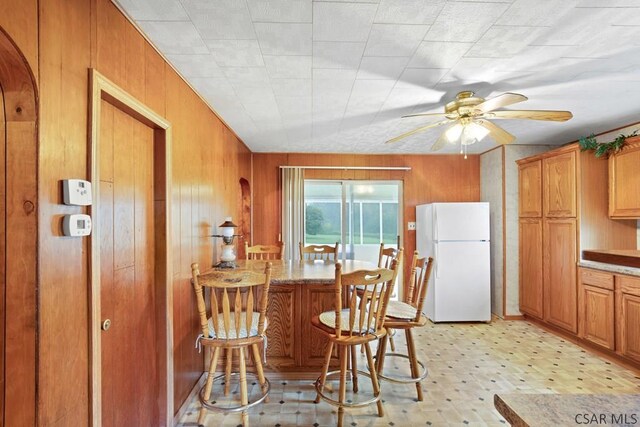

[401,112,450,119]
[385,119,453,144]
[474,92,528,114]
[430,132,449,152]
[476,119,516,145]
[488,110,573,122]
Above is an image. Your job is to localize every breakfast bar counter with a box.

[200,259,377,374]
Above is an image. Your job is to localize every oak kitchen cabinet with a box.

[578,267,640,366]
[517,143,636,334]
[609,135,640,218]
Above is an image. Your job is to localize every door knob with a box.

[102,319,112,331]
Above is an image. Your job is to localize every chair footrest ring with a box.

[376,352,428,384]
[314,369,380,408]
[199,372,270,413]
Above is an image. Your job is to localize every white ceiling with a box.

[115,0,640,154]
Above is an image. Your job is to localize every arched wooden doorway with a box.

[238,178,251,258]
[0,26,39,426]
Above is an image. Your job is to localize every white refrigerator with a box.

[416,202,491,322]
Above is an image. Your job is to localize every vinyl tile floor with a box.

[178,319,640,426]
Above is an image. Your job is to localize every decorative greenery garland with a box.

[578,130,638,158]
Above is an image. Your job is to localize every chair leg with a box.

[338,345,349,427]
[389,331,396,352]
[224,348,233,396]
[251,343,269,403]
[375,332,389,375]
[314,341,334,404]
[198,347,221,426]
[405,329,423,401]
[350,345,359,393]
[239,347,249,427]
[364,342,384,417]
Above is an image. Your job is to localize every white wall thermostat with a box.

[63,179,92,206]
[63,214,92,237]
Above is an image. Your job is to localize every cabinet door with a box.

[519,218,543,318]
[543,218,577,333]
[264,285,298,368]
[609,139,640,218]
[543,151,576,217]
[300,284,340,367]
[519,160,542,217]
[578,283,615,350]
[619,292,640,362]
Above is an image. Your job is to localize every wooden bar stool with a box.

[299,242,338,261]
[245,242,285,260]
[375,252,434,401]
[191,262,272,427]
[312,253,401,427]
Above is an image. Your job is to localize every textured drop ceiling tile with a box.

[166,54,224,78]
[496,0,577,26]
[410,41,473,68]
[364,24,429,57]
[271,79,312,97]
[533,8,627,46]
[254,23,312,55]
[313,2,378,42]
[313,42,366,69]
[276,96,312,118]
[114,0,189,20]
[395,68,449,89]
[205,40,264,66]
[374,0,445,24]
[346,79,396,111]
[247,0,312,22]
[424,2,510,42]
[189,77,237,101]
[181,0,255,40]
[264,55,312,79]
[465,26,547,58]
[357,56,410,80]
[137,21,208,54]
[438,57,496,82]
[223,67,271,85]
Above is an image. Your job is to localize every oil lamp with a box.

[212,217,242,268]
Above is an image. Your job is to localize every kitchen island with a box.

[198,259,378,375]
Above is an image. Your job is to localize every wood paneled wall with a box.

[1,0,251,424]
[252,153,481,279]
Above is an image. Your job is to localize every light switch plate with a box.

[408,221,416,231]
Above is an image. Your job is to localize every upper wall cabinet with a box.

[519,160,542,217]
[609,136,640,218]
[544,151,577,218]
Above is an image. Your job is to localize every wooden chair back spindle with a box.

[299,242,339,261]
[377,243,400,269]
[403,253,434,322]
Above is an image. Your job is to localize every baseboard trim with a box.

[173,373,205,426]
[503,315,525,321]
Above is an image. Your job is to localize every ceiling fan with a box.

[386,91,573,154]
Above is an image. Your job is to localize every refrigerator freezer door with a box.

[430,240,491,322]
[434,203,490,242]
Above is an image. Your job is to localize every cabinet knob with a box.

[102,319,112,331]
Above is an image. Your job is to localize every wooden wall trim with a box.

[0,24,39,427]
[88,69,174,427]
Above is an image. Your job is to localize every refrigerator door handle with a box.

[433,206,438,242]
[434,244,439,278]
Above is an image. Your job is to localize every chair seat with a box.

[207,312,266,339]
[318,309,375,334]
[385,300,421,320]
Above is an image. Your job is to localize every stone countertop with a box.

[494,394,640,427]
[578,260,640,277]
[199,259,379,285]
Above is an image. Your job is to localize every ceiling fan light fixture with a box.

[462,121,490,145]
[444,123,464,143]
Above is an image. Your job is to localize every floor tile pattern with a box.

[179,320,640,426]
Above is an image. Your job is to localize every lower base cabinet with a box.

[578,269,615,350]
[616,275,640,363]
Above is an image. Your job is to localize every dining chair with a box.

[245,242,285,260]
[299,242,338,261]
[312,251,402,427]
[375,251,434,401]
[191,262,272,427]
